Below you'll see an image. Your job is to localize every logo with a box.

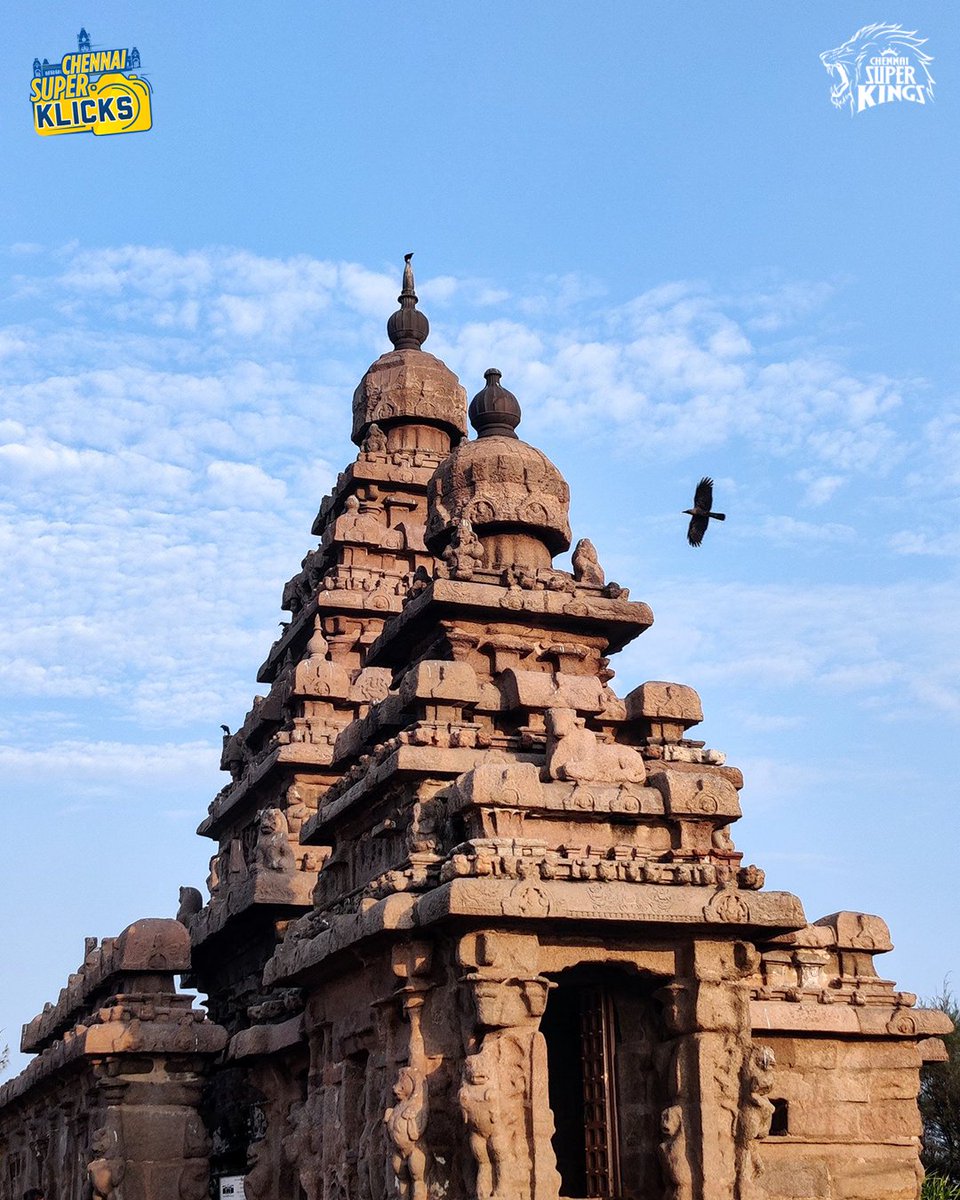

[820,23,934,115]
[30,28,152,136]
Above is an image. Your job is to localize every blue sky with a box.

[1,3,958,1075]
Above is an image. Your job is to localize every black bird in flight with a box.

[684,477,726,546]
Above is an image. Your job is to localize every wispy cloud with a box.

[1,244,955,746]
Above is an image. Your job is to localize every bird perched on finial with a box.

[684,477,726,546]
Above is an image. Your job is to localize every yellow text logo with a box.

[30,38,152,137]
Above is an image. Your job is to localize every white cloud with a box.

[0,244,955,748]
[205,460,287,505]
[755,515,856,545]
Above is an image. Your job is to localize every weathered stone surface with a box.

[500,668,605,713]
[0,925,225,1200]
[352,348,468,445]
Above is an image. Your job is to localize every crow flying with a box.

[684,477,726,546]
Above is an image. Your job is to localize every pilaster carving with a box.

[87,1110,124,1200]
[659,1104,693,1200]
[735,1045,776,1200]
[458,932,560,1200]
[385,1067,428,1200]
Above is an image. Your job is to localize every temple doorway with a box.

[540,968,666,1200]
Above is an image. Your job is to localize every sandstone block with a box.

[625,681,703,724]
[646,768,741,818]
[399,659,480,705]
[500,668,604,713]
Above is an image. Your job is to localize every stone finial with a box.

[386,253,429,350]
[468,369,521,439]
[424,367,572,561]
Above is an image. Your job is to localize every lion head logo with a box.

[820,24,934,115]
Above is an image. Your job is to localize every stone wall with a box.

[0,920,226,1200]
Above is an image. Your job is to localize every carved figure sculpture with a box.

[385,1066,428,1200]
[543,707,646,784]
[176,886,203,924]
[244,1136,272,1200]
[283,1098,322,1200]
[737,1045,776,1199]
[206,853,221,897]
[459,1048,510,1200]
[571,537,605,586]
[335,494,402,548]
[442,517,485,580]
[254,808,296,872]
[364,423,388,455]
[88,1118,124,1200]
[659,1105,693,1200]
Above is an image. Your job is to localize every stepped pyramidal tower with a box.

[0,258,950,1200]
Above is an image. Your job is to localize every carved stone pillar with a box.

[656,941,768,1200]
[379,942,436,1200]
[457,932,561,1200]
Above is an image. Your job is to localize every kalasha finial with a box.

[468,369,521,439]
[387,252,429,350]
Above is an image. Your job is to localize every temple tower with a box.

[184,258,467,1176]
[182,261,948,1199]
[1,259,949,1200]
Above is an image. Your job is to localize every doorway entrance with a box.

[540,970,665,1200]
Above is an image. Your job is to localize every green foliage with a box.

[922,1175,960,1200]
[921,985,960,1181]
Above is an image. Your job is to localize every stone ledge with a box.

[228,1013,305,1060]
[751,998,953,1038]
[302,746,540,842]
[366,576,654,667]
[3,1010,226,1111]
[266,877,805,987]
[21,919,191,1053]
[188,868,320,947]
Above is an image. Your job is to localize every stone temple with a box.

[0,258,951,1200]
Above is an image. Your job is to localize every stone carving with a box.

[254,808,297,872]
[351,344,468,445]
[227,837,247,880]
[177,886,203,924]
[571,537,605,586]
[283,1099,323,1200]
[442,516,485,580]
[459,1041,527,1200]
[459,1047,506,1200]
[5,262,945,1200]
[543,706,646,785]
[334,494,402,549]
[425,425,572,558]
[206,853,221,897]
[704,884,751,924]
[385,1066,428,1200]
[363,422,388,455]
[659,1105,693,1200]
[88,1112,125,1200]
[736,1045,776,1200]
